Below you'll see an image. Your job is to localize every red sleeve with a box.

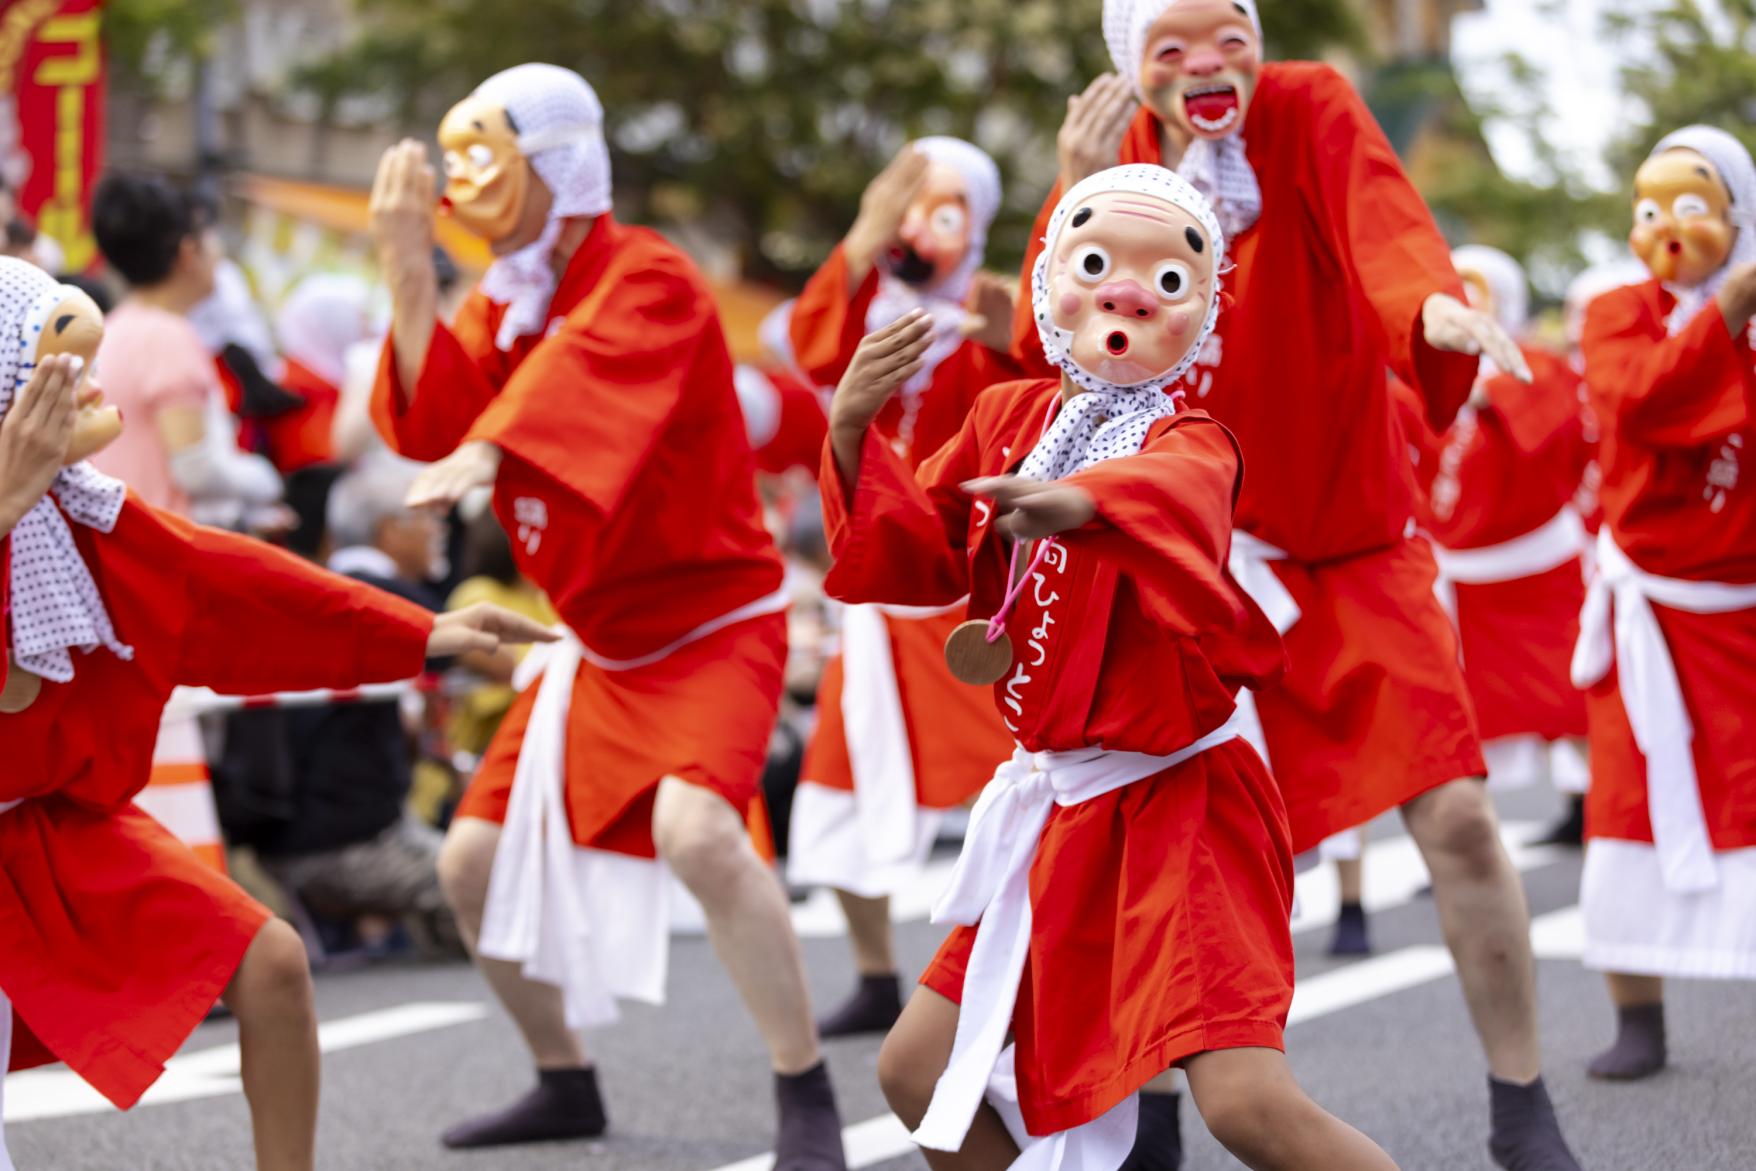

[169,515,433,692]
[790,244,882,387]
[1010,181,1063,377]
[1304,65,1477,430]
[1487,350,1586,457]
[1059,414,1252,635]
[1583,288,1753,449]
[464,251,708,520]
[370,295,507,462]
[758,375,830,475]
[819,415,981,607]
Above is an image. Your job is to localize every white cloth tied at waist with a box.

[0,800,18,815]
[1571,531,1756,893]
[840,598,966,867]
[477,586,790,1029]
[1434,506,1585,619]
[1225,533,1294,770]
[912,711,1245,1167]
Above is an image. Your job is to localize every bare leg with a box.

[818,889,906,1038]
[1403,780,1582,1169]
[436,817,605,1148]
[655,778,846,1169]
[1185,1047,1398,1171]
[1337,855,1364,903]
[1401,779,1540,1081]
[221,919,319,1171]
[655,777,821,1072]
[438,817,587,1070]
[1590,973,1666,1080]
[838,889,895,974]
[878,986,1020,1171]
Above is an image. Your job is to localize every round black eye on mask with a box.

[887,245,937,287]
[1185,227,1205,254]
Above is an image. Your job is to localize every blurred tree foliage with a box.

[1428,0,1754,292]
[102,0,236,90]
[293,0,1362,283]
[1602,0,1756,173]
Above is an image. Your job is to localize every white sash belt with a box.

[477,587,789,1029]
[1225,533,1295,770]
[0,800,18,815]
[1435,507,1585,620]
[912,711,1245,1167]
[1435,507,1585,585]
[1572,531,1756,893]
[840,599,964,867]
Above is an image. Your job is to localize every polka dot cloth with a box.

[1647,126,1756,338]
[472,63,614,350]
[1102,0,1263,240]
[0,257,131,683]
[866,137,1005,405]
[1021,165,1224,485]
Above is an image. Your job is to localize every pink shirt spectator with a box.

[90,301,215,515]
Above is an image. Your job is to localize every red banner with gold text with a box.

[0,0,104,272]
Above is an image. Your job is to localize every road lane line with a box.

[5,1001,488,1123]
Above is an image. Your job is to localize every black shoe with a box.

[1532,797,1586,848]
[817,973,903,1039]
[1327,901,1373,957]
[774,1061,847,1170]
[440,1067,608,1149]
[1487,1075,1583,1171]
[1119,1090,1183,1170]
[1587,1002,1667,1081]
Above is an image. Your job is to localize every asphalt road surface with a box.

[9,788,1754,1170]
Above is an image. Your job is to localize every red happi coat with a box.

[1580,283,1756,851]
[371,216,787,854]
[1013,61,1484,849]
[790,244,1018,810]
[821,378,1292,1134]
[0,499,431,1108]
[1418,348,1592,742]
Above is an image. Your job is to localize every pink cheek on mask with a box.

[1166,312,1192,338]
[1058,292,1082,318]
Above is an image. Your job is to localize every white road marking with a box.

[5,1001,487,1123]
[704,824,1581,1171]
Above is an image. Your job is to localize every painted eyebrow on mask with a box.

[1232,2,1249,16]
[1071,207,1093,228]
[54,314,74,334]
[1185,227,1205,253]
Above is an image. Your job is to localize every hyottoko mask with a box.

[1130,0,1262,142]
[1038,176,1221,390]
[33,287,121,464]
[1631,149,1736,287]
[888,161,973,288]
[438,96,552,253]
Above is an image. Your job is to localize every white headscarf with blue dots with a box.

[0,258,131,684]
[1020,165,1224,483]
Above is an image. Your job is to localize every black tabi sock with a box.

[1588,1002,1667,1081]
[774,1061,847,1171]
[816,972,904,1039]
[1119,1090,1184,1171]
[439,1065,607,1149]
[1534,797,1586,847]
[1328,901,1373,957]
[1487,1075,1583,1171]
